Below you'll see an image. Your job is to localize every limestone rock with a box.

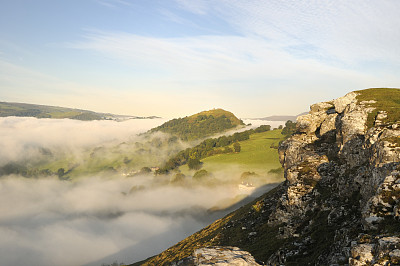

[173,247,261,266]
[333,91,358,113]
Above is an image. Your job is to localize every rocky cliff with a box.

[136,88,400,266]
[271,88,400,265]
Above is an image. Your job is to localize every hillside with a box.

[135,88,400,265]
[179,129,284,179]
[0,101,158,121]
[150,108,244,141]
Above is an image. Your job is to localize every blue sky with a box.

[0,0,399,118]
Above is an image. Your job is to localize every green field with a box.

[180,129,285,182]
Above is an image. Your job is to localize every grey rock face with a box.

[270,91,400,265]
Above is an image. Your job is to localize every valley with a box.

[0,106,286,266]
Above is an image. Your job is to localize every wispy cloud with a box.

[70,30,375,82]
[94,0,134,9]
[2,0,399,118]
[174,0,210,15]
[174,0,400,67]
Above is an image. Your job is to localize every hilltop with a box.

[135,88,400,265]
[0,101,159,121]
[150,108,244,141]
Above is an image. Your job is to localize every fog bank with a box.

[0,175,242,266]
[0,116,280,265]
[242,119,286,129]
[0,117,167,166]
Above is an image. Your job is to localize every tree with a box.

[254,124,271,133]
[217,136,229,147]
[171,173,185,184]
[57,168,65,178]
[281,120,296,136]
[193,169,210,181]
[233,142,241,153]
[188,158,202,170]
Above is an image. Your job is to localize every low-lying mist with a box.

[0,174,246,266]
[0,117,168,166]
[0,116,280,265]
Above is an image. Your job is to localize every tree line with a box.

[156,124,271,174]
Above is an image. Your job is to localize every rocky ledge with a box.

[138,88,400,266]
[172,246,260,266]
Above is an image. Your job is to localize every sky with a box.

[0,0,399,118]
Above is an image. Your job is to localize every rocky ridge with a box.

[137,88,400,266]
[272,89,400,265]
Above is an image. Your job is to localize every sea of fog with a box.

[0,117,283,266]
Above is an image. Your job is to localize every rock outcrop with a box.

[172,246,261,266]
[269,88,400,265]
[138,88,400,266]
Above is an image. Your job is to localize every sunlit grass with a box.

[180,130,284,179]
[356,88,400,128]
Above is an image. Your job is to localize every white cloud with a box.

[0,175,245,266]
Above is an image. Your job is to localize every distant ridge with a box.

[254,112,308,121]
[0,101,160,121]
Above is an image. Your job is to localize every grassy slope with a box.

[138,185,285,265]
[180,129,284,178]
[356,88,400,128]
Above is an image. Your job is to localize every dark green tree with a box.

[281,120,296,136]
[171,173,185,184]
[193,169,210,181]
[254,124,271,133]
[57,168,65,178]
[233,142,241,152]
[188,158,202,170]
